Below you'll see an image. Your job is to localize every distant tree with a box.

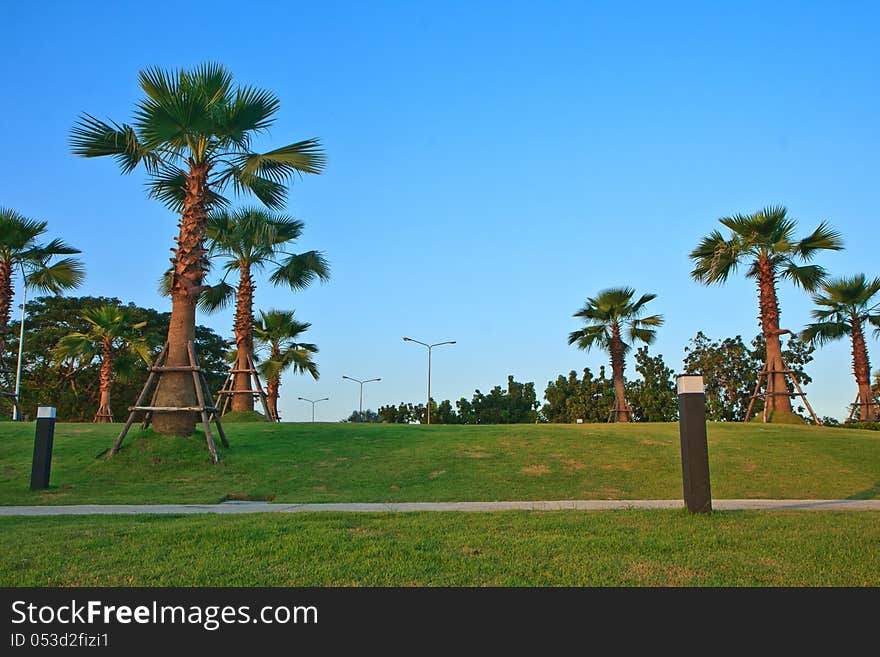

[200,208,328,412]
[627,347,678,422]
[0,208,84,351]
[683,332,755,421]
[435,399,458,424]
[253,309,318,421]
[468,376,540,424]
[542,366,616,423]
[344,409,380,423]
[72,63,324,436]
[690,206,842,421]
[802,275,880,421]
[568,287,663,422]
[455,397,476,424]
[54,305,153,422]
[873,370,880,401]
[683,330,814,421]
[380,402,417,424]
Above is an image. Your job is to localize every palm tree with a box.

[54,305,152,422]
[690,206,842,421]
[802,275,880,421]
[70,63,324,437]
[200,208,328,412]
[568,287,663,422]
[0,208,84,348]
[254,310,319,421]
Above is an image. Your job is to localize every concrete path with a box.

[1,499,879,516]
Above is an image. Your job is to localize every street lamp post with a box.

[297,396,329,423]
[12,273,27,422]
[402,337,456,425]
[342,375,380,421]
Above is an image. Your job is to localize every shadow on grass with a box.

[847,482,880,500]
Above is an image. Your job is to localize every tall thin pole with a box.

[342,376,380,422]
[403,337,455,426]
[298,397,328,423]
[427,346,432,425]
[12,278,27,422]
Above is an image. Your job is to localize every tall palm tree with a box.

[0,208,84,348]
[568,287,663,422]
[254,310,319,421]
[802,275,880,421]
[70,63,324,436]
[200,208,328,412]
[690,206,842,421]
[54,305,152,422]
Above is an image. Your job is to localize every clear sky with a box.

[2,1,877,422]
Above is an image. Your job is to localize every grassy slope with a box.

[2,510,878,586]
[0,422,878,504]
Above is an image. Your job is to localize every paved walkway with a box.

[1,499,878,515]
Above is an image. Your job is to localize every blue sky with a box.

[2,1,877,422]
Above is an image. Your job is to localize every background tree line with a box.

[0,295,228,421]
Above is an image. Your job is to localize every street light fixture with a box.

[297,396,329,423]
[342,375,380,422]
[402,337,456,425]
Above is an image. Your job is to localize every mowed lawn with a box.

[2,510,878,586]
[0,421,878,504]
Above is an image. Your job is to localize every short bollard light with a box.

[30,406,56,490]
[677,375,712,514]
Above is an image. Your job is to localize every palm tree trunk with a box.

[609,322,629,422]
[152,162,211,436]
[850,317,877,421]
[231,263,255,413]
[0,257,13,350]
[267,377,280,421]
[756,255,793,419]
[96,338,114,423]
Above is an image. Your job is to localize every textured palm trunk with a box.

[266,378,280,421]
[756,255,793,420]
[850,317,877,421]
[95,338,114,423]
[0,258,13,350]
[152,162,211,436]
[609,321,629,422]
[231,263,256,413]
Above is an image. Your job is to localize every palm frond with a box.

[70,114,155,174]
[781,262,827,291]
[198,281,236,313]
[801,321,850,346]
[796,221,844,260]
[25,257,86,293]
[269,251,330,290]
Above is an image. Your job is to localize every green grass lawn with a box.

[2,510,878,586]
[1,421,878,505]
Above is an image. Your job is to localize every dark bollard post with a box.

[677,375,712,514]
[30,406,56,490]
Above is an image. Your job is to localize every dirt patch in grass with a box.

[462,451,492,459]
[601,463,633,471]
[559,459,587,471]
[429,470,447,479]
[625,560,700,585]
[521,465,551,476]
[743,463,759,473]
[219,493,275,502]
